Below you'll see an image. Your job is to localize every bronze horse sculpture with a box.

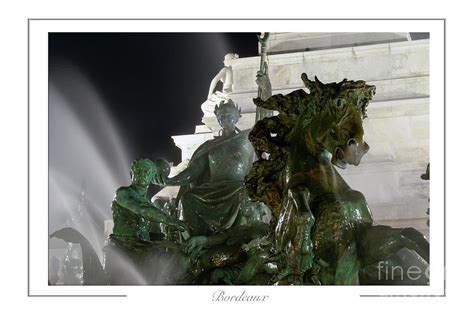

[245,73,429,284]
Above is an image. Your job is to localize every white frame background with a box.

[28,19,445,303]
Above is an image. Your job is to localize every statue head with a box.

[299,73,376,169]
[130,158,158,186]
[214,99,241,130]
[223,53,239,67]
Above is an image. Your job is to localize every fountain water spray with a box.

[49,61,143,283]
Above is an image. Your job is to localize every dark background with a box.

[49,33,259,164]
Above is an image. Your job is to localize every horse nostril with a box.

[348,139,357,146]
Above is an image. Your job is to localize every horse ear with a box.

[301,73,309,82]
[313,75,324,94]
[301,73,323,96]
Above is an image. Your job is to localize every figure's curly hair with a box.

[213,99,241,118]
[130,158,158,180]
[245,73,375,215]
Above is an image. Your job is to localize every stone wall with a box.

[264,32,411,54]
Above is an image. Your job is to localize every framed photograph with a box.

[28,19,445,301]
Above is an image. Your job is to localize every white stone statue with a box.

[201,53,239,117]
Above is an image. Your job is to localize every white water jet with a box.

[49,61,139,283]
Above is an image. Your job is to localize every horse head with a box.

[299,73,375,169]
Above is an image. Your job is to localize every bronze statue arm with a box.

[114,188,187,231]
[165,156,206,186]
[187,222,269,253]
[182,232,228,255]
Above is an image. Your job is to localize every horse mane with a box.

[245,73,375,215]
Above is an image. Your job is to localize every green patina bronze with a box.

[110,158,187,246]
[161,100,269,284]
[51,74,429,285]
[245,73,429,284]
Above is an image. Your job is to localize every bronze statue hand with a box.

[182,236,209,255]
[153,158,171,186]
[155,173,168,186]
